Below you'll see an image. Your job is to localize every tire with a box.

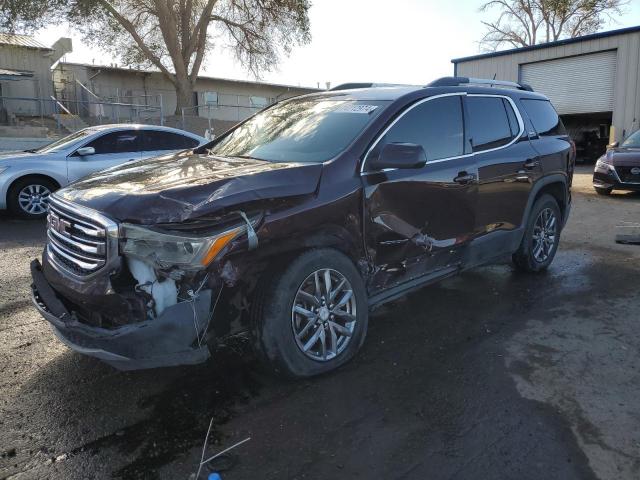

[251,248,369,378]
[594,186,612,196]
[512,194,561,273]
[8,177,58,219]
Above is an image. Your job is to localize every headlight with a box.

[595,157,612,173]
[121,223,244,270]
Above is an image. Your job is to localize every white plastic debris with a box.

[127,258,177,316]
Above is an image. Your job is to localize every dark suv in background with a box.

[31,77,575,377]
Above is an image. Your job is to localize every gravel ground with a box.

[1,165,639,480]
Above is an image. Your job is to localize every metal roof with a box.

[59,62,320,92]
[0,33,52,50]
[452,24,640,64]
[0,68,34,80]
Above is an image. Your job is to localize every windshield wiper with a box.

[24,149,38,153]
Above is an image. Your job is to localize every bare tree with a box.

[2,0,310,113]
[479,0,626,50]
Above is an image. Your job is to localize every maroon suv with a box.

[593,129,640,195]
[31,77,575,377]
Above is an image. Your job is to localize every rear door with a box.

[139,130,201,159]
[67,130,142,182]
[466,95,539,242]
[361,94,477,293]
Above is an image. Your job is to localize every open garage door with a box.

[520,50,617,115]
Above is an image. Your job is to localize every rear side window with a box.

[84,130,141,154]
[521,99,566,136]
[466,96,517,152]
[367,96,464,164]
[142,131,200,151]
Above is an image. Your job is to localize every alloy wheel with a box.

[291,268,357,362]
[18,184,51,215]
[532,207,557,263]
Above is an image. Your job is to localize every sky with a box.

[35,0,640,89]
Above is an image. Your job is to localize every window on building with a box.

[521,99,567,136]
[366,96,464,164]
[466,96,515,152]
[250,96,269,108]
[204,91,218,106]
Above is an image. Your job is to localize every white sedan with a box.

[0,124,206,218]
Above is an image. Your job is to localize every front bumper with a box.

[31,259,211,370]
[593,168,640,192]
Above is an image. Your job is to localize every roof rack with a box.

[426,76,534,92]
[330,82,411,91]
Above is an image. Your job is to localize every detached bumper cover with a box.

[30,259,211,370]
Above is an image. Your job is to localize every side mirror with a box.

[369,143,427,171]
[76,146,95,156]
[607,141,619,149]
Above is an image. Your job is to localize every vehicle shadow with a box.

[8,255,605,479]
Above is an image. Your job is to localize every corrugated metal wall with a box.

[0,45,54,115]
[455,30,640,141]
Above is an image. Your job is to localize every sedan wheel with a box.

[17,184,52,216]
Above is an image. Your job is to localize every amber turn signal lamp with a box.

[201,228,242,266]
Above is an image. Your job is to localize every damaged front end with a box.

[31,195,258,370]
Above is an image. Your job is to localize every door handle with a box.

[524,158,540,169]
[453,172,476,185]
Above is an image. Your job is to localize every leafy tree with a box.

[479,0,626,50]
[1,0,311,113]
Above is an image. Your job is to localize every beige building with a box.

[452,25,640,148]
[0,34,71,116]
[53,62,318,131]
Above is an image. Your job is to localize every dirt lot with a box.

[1,165,639,480]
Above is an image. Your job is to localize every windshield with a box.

[33,129,95,153]
[621,130,640,148]
[207,98,389,162]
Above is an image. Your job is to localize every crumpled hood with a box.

[606,148,640,166]
[55,150,323,223]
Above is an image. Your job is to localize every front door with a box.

[67,130,142,182]
[361,94,477,294]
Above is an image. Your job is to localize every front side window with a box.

[366,95,464,166]
[521,99,566,136]
[466,96,517,152]
[84,131,141,154]
[208,98,388,163]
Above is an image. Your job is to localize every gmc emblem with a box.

[48,212,71,237]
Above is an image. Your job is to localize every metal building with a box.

[452,25,640,161]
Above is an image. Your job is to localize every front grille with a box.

[46,197,116,278]
[614,166,640,184]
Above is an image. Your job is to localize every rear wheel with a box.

[594,186,612,196]
[513,194,561,272]
[8,177,58,219]
[251,249,368,378]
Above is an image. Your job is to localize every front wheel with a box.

[251,249,368,378]
[8,177,57,219]
[513,194,561,272]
